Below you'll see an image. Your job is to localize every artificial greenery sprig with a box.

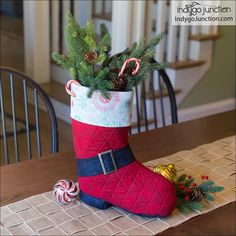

[52,12,167,98]
[175,174,224,213]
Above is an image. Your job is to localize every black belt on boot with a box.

[77,145,135,176]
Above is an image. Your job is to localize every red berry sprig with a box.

[184,195,190,201]
[201,175,209,180]
[175,173,224,213]
[179,175,211,203]
[186,187,191,193]
[178,183,185,190]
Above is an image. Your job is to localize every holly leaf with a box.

[177,174,187,182]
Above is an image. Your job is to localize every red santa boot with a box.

[66,79,176,217]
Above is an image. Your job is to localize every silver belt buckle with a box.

[98,150,117,175]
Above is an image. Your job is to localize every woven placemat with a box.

[1,136,235,235]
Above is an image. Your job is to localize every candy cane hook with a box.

[119,58,141,77]
[65,80,80,97]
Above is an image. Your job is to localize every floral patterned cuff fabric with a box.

[71,83,134,127]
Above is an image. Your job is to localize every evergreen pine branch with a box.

[85,20,96,39]
[87,79,112,99]
[127,62,151,89]
[175,173,224,213]
[78,76,90,87]
[97,23,111,55]
[84,35,96,49]
[151,62,169,71]
[77,62,93,78]
[201,184,224,194]
[100,23,109,39]
[144,32,165,52]
[52,12,168,98]
[125,42,138,55]
[176,199,203,213]
[189,177,194,185]
[199,180,215,191]
[65,12,82,56]
[52,53,71,70]
[130,38,146,58]
[100,90,110,99]
[124,80,132,91]
[97,53,107,63]
[140,48,155,62]
[187,200,203,211]
[98,33,111,53]
[95,68,110,80]
[69,67,79,80]
[86,68,112,99]
[203,192,215,202]
[177,174,187,182]
[208,186,224,192]
[176,199,189,213]
[65,12,89,62]
[87,86,96,98]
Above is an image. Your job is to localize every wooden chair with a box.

[131,58,178,133]
[0,67,58,164]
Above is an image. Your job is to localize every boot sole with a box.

[79,191,112,210]
[79,191,171,218]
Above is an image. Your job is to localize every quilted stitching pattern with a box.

[72,120,129,158]
[72,119,176,216]
[79,162,176,216]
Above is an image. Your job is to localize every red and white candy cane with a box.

[53,179,79,204]
[65,80,80,97]
[119,57,141,77]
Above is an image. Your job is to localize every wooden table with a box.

[1,111,235,235]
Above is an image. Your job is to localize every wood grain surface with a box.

[1,110,235,235]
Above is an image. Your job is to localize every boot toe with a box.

[152,177,177,217]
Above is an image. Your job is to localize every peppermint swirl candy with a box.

[53,179,79,204]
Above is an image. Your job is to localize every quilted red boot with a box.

[68,81,176,217]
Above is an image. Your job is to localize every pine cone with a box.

[190,187,203,202]
[112,75,127,91]
[85,51,98,63]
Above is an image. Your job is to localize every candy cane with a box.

[119,58,141,77]
[65,80,80,97]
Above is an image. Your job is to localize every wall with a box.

[179,26,235,109]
